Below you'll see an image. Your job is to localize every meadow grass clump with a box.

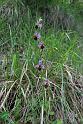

[0,0,83,124]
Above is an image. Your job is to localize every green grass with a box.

[0,0,83,124]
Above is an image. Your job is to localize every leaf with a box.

[52,119,62,124]
[13,98,21,119]
[57,119,62,124]
[0,111,9,121]
[49,111,55,116]
[0,91,4,101]
[11,53,21,78]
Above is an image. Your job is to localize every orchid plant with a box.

[33,18,50,88]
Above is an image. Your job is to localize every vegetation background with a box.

[0,0,83,124]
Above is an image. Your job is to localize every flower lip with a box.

[35,59,45,71]
[35,64,42,71]
[35,25,38,29]
[33,32,41,40]
[38,42,45,49]
[44,79,50,88]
